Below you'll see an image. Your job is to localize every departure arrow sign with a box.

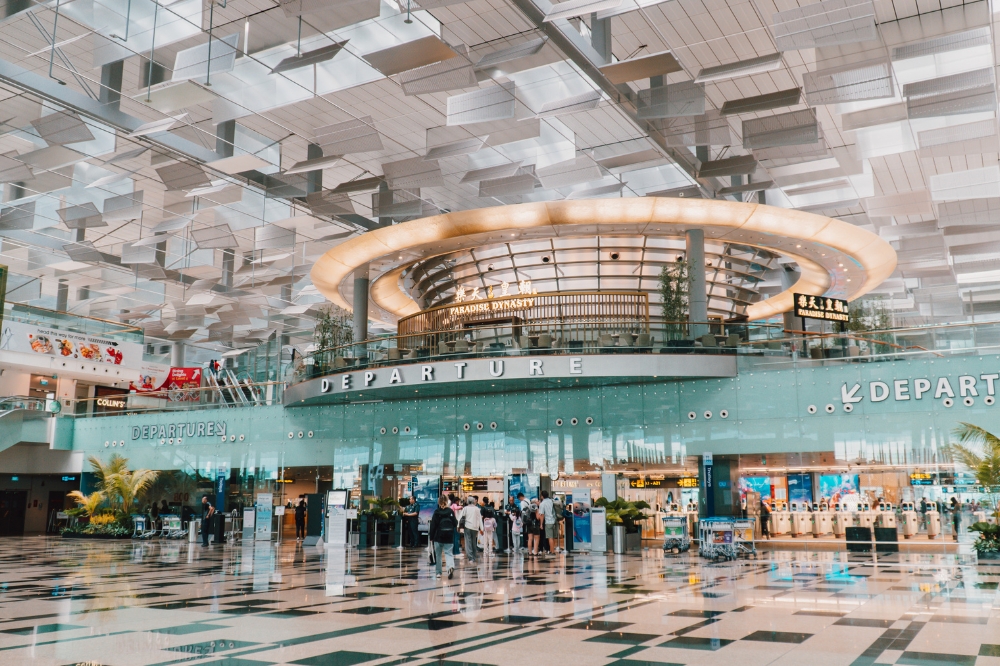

[841,383,863,404]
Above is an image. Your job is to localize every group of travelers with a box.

[424,490,564,580]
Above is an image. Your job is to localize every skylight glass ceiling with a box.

[0,0,996,351]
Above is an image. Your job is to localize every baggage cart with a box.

[733,518,757,558]
[699,517,737,561]
[662,514,691,553]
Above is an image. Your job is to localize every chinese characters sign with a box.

[454,279,535,303]
[793,293,849,322]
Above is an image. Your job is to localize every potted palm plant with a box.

[595,497,652,552]
[947,423,1000,559]
[62,454,158,539]
[359,497,399,548]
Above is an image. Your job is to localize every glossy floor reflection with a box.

[0,538,998,666]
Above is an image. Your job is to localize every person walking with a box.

[449,495,462,557]
[429,496,457,579]
[200,495,215,547]
[459,497,483,564]
[294,496,307,541]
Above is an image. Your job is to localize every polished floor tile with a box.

[0,538,996,666]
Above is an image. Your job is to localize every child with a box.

[482,512,497,557]
[510,509,523,553]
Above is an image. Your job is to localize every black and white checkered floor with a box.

[0,538,998,665]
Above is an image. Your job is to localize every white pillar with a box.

[170,342,185,367]
[686,229,708,338]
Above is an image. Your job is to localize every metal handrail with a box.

[0,395,50,413]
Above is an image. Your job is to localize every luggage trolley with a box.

[662,514,691,554]
[733,518,757,559]
[699,517,738,561]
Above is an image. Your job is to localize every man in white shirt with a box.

[459,497,483,564]
[539,491,556,557]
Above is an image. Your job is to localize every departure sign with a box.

[628,476,665,489]
[677,477,699,488]
[793,293,849,322]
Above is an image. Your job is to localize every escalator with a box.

[0,396,54,455]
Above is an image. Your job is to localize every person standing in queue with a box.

[760,499,771,540]
[459,497,483,564]
[294,496,307,541]
[200,495,215,547]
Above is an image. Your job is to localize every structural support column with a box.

[216,119,236,158]
[170,342,185,367]
[590,13,612,63]
[305,143,322,194]
[780,265,801,334]
[686,229,708,339]
[352,263,370,350]
[221,248,235,290]
[56,279,68,312]
[280,283,292,347]
[99,60,123,112]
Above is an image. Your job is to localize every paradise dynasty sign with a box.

[793,293,849,322]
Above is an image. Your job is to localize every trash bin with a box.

[612,525,626,554]
[214,513,227,544]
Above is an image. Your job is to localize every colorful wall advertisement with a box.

[819,474,860,506]
[787,473,813,505]
[0,320,141,366]
[130,366,202,401]
[567,491,591,546]
[412,475,440,533]
[507,473,539,502]
[739,476,772,500]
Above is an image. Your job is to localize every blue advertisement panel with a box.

[787,473,813,504]
[819,474,860,505]
[568,492,591,545]
[413,475,440,533]
[507,474,538,501]
[739,476,771,500]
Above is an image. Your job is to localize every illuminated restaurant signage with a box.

[793,293,849,322]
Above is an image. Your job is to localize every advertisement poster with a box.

[130,366,202,401]
[507,474,539,501]
[819,474,860,506]
[739,476,772,501]
[255,492,273,541]
[0,319,140,366]
[412,476,440,533]
[787,473,813,505]
[567,492,591,546]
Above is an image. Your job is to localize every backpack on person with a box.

[438,510,457,540]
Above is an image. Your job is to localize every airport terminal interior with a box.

[2,0,1000,662]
